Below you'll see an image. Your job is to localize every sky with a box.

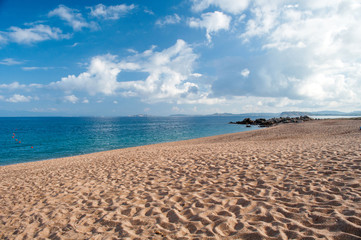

[0,0,361,116]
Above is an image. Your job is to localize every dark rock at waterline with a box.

[229,116,313,127]
[235,118,254,125]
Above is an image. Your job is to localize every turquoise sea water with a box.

[0,116,266,166]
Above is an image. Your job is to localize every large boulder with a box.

[240,118,254,124]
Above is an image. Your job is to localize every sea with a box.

[0,115,271,166]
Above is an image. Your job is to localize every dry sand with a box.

[1,119,361,239]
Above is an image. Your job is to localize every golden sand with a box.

[1,119,361,239]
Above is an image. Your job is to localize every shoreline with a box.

[2,117,359,168]
[1,119,361,239]
[0,125,262,168]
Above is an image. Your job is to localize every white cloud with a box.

[49,5,96,31]
[52,54,124,95]
[241,68,250,77]
[0,58,23,65]
[0,82,44,90]
[53,40,222,104]
[228,96,303,113]
[88,4,135,20]
[6,24,71,44]
[22,66,54,71]
[188,11,231,42]
[28,83,43,89]
[246,1,361,102]
[156,14,181,26]
[113,100,118,104]
[192,73,202,77]
[6,94,32,103]
[0,82,26,90]
[206,0,361,111]
[192,0,250,14]
[118,39,203,102]
[64,95,78,103]
[127,48,138,54]
[144,9,155,15]
[82,98,89,103]
[240,1,281,41]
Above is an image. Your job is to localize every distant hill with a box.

[209,113,279,117]
[281,111,361,117]
[280,112,310,117]
[350,111,361,115]
[128,114,154,117]
[171,111,361,118]
[210,113,237,116]
[312,111,344,115]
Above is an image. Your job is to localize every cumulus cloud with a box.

[188,11,231,42]
[118,39,207,103]
[0,58,23,65]
[88,4,135,20]
[52,40,221,104]
[156,14,181,26]
[52,54,124,95]
[192,0,250,14]
[0,82,26,90]
[251,1,360,101]
[5,24,70,44]
[64,95,78,103]
[49,5,96,31]
[207,0,361,110]
[6,94,32,103]
[241,68,250,77]
[240,1,281,41]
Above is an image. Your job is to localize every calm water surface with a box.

[0,116,266,166]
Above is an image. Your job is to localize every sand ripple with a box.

[1,120,361,239]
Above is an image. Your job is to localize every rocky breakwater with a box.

[229,115,314,127]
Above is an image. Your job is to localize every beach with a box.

[1,119,361,239]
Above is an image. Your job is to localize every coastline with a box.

[0,124,262,168]
[0,116,260,166]
[1,119,361,239]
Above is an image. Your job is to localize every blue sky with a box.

[1,0,360,116]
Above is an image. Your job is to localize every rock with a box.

[229,115,313,127]
[242,118,254,124]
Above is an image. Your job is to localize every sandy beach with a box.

[1,119,361,239]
